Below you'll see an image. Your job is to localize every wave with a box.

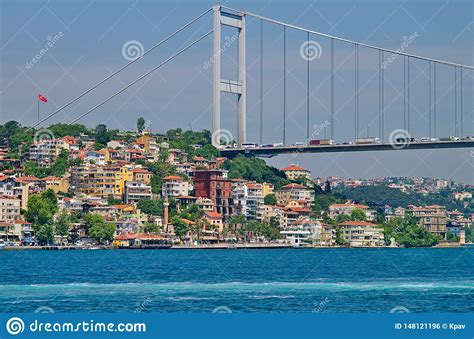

[1,281,473,294]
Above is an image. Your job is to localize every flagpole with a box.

[37,98,40,123]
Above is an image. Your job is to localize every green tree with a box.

[85,213,115,244]
[172,216,189,242]
[137,117,146,132]
[55,209,70,244]
[264,194,277,205]
[36,224,55,245]
[351,208,367,221]
[95,124,110,145]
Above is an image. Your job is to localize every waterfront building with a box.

[0,196,21,223]
[329,202,376,221]
[408,205,447,237]
[204,211,224,233]
[339,221,384,247]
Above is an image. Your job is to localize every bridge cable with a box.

[429,61,432,139]
[378,49,382,139]
[381,51,385,140]
[306,31,310,140]
[69,31,212,124]
[259,19,264,145]
[403,56,406,131]
[354,44,359,139]
[434,62,437,137]
[221,5,474,70]
[283,26,287,144]
[407,57,410,134]
[30,8,212,129]
[460,67,463,138]
[331,38,334,140]
[454,66,457,137]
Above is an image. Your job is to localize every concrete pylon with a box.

[212,6,246,147]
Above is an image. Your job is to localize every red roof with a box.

[281,165,308,171]
[163,175,182,181]
[339,221,378,227]
[281,183,307,190]
[205,211,222,219]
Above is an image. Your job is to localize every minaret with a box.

[163,195,170,232]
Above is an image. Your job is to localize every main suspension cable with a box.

[69,31,212,124]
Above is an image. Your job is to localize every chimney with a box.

[163,196,170,227]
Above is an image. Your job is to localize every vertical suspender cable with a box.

[259,19,264,145]
[434,62,437,137]
[379,50,382,138]
[407,57,410,134]
[429,61,431,138]
[460,67,463,138]
[306,31,310,140]
[403,56,406,131]
[354,44,358,139]
[454,67,457,137]
[381,51,384,140]
[283,26,286,145]
[331,38,334,140]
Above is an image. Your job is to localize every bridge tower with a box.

[212,6,246,147]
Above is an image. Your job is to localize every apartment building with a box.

[329,202,376,221]
[408,205,448,237]
[29,138,70,167]
[193,170,234,216]
[0,196,21,222]
[162,175,189,197]
[124,181,152,204]
[339,221,384,247]
[281,164,311,181]
[275,183,314,206]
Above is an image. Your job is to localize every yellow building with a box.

[43,176,69,194]
[262,182,274,197]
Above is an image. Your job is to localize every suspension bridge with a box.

[34,5,474,157]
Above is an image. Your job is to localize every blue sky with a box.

[1,0,473,183]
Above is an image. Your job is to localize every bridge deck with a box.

[220,140,474,158]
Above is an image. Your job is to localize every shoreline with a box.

[1,243,468,251]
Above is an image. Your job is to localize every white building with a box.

[161,175,189,197]
[339,221,384,247]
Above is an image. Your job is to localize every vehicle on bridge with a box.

[242,142,258,149]
[309,139,334,146]
[355,137,380,145]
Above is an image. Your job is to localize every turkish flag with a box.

[38,94,48,102]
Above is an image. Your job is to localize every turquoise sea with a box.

[1,247,473,313]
